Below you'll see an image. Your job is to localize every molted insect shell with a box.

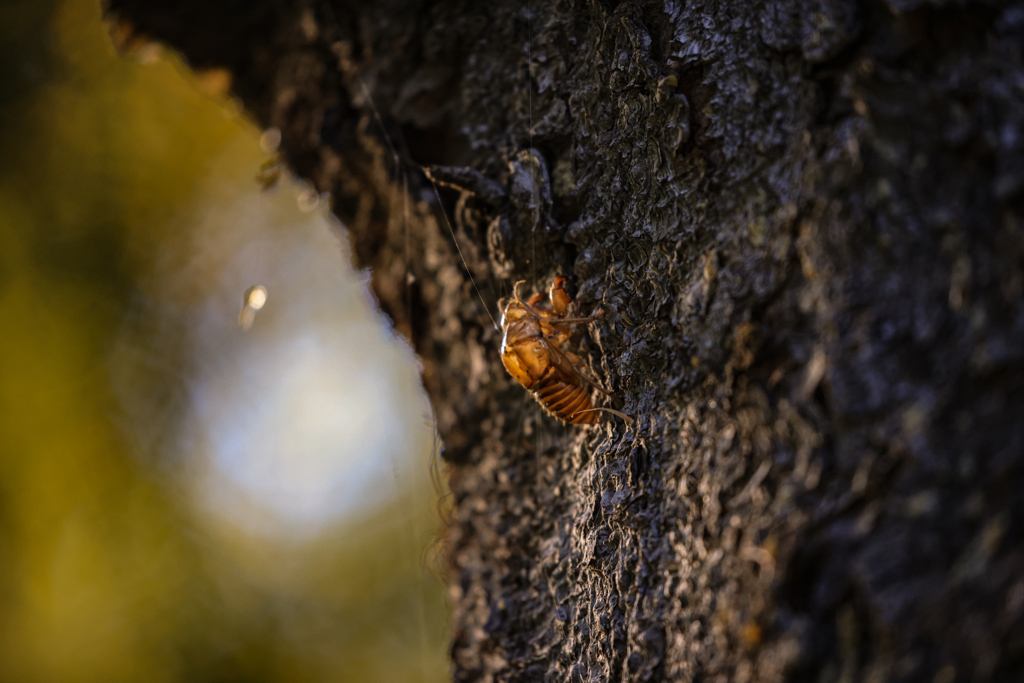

[499,278,604,425]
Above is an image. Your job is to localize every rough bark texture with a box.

[105,0,1024,681]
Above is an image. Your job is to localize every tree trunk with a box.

[105,0,1024,680]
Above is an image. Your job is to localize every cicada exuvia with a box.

[499,277,631,425]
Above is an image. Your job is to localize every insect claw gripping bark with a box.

[499,277,632,425]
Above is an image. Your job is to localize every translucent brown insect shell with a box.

[499,277,603,425]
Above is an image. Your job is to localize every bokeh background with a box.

[0,0,449,680]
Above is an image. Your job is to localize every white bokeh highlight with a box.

[165,163,432,538]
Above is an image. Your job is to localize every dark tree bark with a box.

[105,0,1024,681]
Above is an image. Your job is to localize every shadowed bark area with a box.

[105,0,1024,680]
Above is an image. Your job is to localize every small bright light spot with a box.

[246,285,267,310]
[237,285,267,331]
[238,285,268,330]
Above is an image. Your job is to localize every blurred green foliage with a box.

[0,1,448,681]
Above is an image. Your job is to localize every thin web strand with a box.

[355,73,498,331]
[429,182,500,331]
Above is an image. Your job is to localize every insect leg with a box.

[552,310,605,325]
[549,276,571,316]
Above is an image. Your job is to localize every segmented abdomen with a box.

[532,371,598,425]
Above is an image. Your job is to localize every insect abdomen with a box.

[532,373,598,425]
